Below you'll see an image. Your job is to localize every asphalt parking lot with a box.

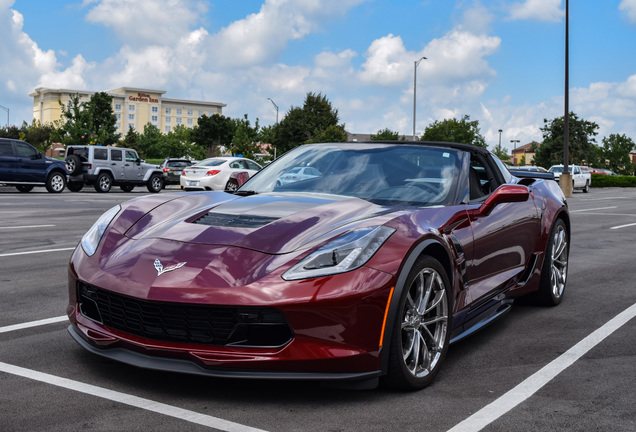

[1,186,635,432]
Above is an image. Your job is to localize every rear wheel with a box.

[120,184,135,192]
[67,181,84,192]
[15,185,34,193]
[147,174,163,193]
[94,173,112,193]
[538,219,569,306]
[384,255,451,390]
[583,180,589,193]
[46,172,66,193]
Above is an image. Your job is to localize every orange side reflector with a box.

[379,286,395,348]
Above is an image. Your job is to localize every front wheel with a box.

[583,180,589,193]
[147,174,163,193]
[225,179,239,192]
[384,255,451,390]
[67,181,84,192]
[46,172,66,193]
[538,219,569,306]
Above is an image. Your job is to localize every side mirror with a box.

[136,157,141,165]
[477,185,529,216]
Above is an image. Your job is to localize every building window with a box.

[165,108,172,115]
[198,110,204,117]
[152,106,158,113]
[115,104,122,111]
[187,109,193,116]
[176,118,182,125]
[151,115,158,123]
[187,118,193,126]
[128,113,135,121]
[165,116,171,124]
[116,123,121,130]
[165,126,171,133]
[176,108,182,115]
[129,104,135,112]
[115,113,121,120]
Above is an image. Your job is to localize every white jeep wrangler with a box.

[65,145,164,193]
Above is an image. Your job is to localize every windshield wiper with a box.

[234,190,258,196]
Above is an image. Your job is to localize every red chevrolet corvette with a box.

[67,141,569,390]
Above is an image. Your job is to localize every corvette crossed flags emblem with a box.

[154,259,186,276]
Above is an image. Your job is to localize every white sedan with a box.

[180,157,261,191]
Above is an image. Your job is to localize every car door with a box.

[15,141,46,182]
[0,140,16,181]
[109,149,126,181]
[123,150,144,181]
[464,155,541,303]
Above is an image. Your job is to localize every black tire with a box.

[225,179,239,192]
[46,172,66,193]
[120,184,135,192]
[537,219,569,306]
[147,173,163,193]
[384,255,452,390]
[15,185,34,193]
[65,155,82,175]
[583,180,589,193]
[94,172,112,193]
[67,181,84,192]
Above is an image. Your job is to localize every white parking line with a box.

[570,206,617,213]
[579,196,627,201]
[610,222,636,230]
[0,316,68,334]
[0,362,268,432]
[0,224,56,230]
[446,302,636,432]
[0,247,75,258]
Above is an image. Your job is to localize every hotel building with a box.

[29,87,226,135]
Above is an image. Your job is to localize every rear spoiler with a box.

[508,169,555,180]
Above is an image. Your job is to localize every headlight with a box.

[282,226,395,280]
[80,205,121,256]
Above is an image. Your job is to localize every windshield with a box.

[549,166,563,173]
[196,158,226,167]
[240,143,463,206]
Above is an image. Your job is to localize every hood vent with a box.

[193,212,279,228]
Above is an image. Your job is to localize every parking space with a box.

[1,186,635,431]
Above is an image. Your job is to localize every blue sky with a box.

[2,0,636,152]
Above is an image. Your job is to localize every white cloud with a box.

[620,0,636,23]
[508,0,564,22]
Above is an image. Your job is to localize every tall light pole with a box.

[498,129,503,149]
[0,105,8,126]
[561,0,572,197]
[267,98,279,124]
[413,56,427,141]
[510,139,520,166]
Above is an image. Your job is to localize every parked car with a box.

[65,145,164,193]
[160,158,193,185]
[180,157,261,191]
[510,165,548,172]
[548,164,591,192]
[0,138,68,193]
[590,168,617,175]
[68,141,570,390]
[276,166,323,186]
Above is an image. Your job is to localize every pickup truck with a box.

[548,164,591,193]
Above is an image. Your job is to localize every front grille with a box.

[78,282,292,347]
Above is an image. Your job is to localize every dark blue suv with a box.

[0,138,68,193]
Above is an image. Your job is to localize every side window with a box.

[229,161,241,169]
[111,149,122,161]
[0,141,13,155]
[469,155,499,201]
[125,150,138,162]
[574,166,581,174]
[246,160,261,170]
[94,148,108,160]
[15,142,38,157]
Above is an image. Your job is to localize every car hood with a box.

[122,192,400,255]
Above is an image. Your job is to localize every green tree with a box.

[137,123,164,159]
[421,115,487,147]
[491,142,510,162]
[230,114,261,159]
[272,107,308,154]
[192,114,234,157]
[0,124,21,139]
[122,125,140,152]
[601,133,634,175]
[22,120,55,154]
[370,128,406,140]
[52,94,92,147]
[534,112,599,168]
[163,124,203,159]
[87,92,119,146]
[307,124,348,143]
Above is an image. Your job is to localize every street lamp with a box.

[0,105,8,127]
[267,98,279,124]
[413,56,427,141]
[498,129,503,148]
[510,139,520,166]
